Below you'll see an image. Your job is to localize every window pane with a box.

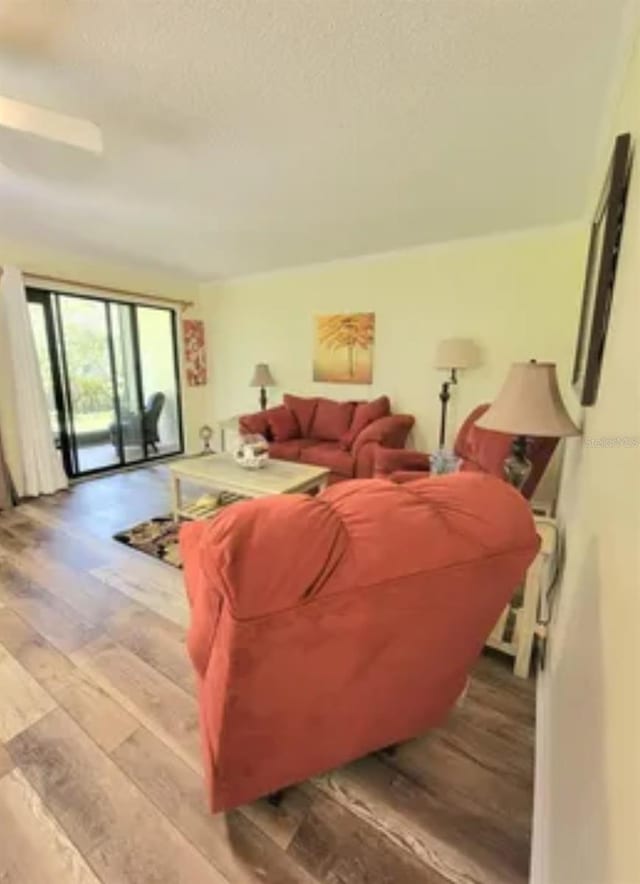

[136,307,181,457]
[111,303,145,464]
[58,296,119,473]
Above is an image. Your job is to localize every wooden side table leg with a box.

[514,626,534,679]
[171,474,182,522]
[514,556,543,679]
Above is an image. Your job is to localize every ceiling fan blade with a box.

[0,96,103,153]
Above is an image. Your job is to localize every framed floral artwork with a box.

[182,319,207,386]
[313,313,375,384]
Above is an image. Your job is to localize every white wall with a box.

[532,28,640,884]
[200,225,585,467]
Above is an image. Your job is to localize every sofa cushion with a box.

[340,395,391,450]
[300,442,354,477]
[267,405,300,442]
[239,411,271,438]
[283,395,318,437]
[310,399,355,442]
[268,439,304,461]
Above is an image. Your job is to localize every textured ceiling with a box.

[0,0,636,279]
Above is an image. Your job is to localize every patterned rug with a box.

[114,516,184,568]
[114,492,245,568]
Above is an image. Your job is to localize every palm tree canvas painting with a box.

[313,313,375,383]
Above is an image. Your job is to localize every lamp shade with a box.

[476,362,580,437]
[434,338,480,370]
[249,363,275,387]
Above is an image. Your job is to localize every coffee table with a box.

[168,453,330,520]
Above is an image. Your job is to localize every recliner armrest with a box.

[374,448,430,477]
[352,414,414,456]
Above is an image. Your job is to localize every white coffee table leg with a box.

[171,474,182,521]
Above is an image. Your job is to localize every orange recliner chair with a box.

[180,472,539,813]
[376,403,559,499]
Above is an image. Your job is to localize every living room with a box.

[0,3,639,883]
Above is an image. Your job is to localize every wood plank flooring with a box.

[0,466,536,884]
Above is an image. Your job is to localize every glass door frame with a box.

[27,287,185,479]
[27,289,75,476]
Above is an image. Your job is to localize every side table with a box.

[485,516,558,678]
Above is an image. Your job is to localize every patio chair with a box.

[110,392,165,453]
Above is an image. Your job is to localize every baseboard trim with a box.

[530,664,550,884]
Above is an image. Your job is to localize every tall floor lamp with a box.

[477,361,580,490]
[434,338,480,448]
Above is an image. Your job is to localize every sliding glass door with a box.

[28,292,73,476]
[58,295,120,473]
[136,307,182,457]
[27,288,184,478]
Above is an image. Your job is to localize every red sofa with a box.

[239,394,414,482]
[180,472,539,812]
[376,403,559,499]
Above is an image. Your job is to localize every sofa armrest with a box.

[352,414,415,456]
[374,448,430,477]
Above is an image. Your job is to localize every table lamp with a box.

[434,338,480,448]
[476,361,580,490]
[250,363,275,410]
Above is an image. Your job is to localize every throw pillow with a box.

[340,395,391,450]
[240,411,270,437]
[283,394,318,437]
[311,398,356,442]
[267,405,300,442]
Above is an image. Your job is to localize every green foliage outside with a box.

[64,322,113,413]
[30,304,115,421]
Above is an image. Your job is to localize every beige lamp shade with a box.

[434,338,481,370]
[249,363,275,387]
[476,362,580,437]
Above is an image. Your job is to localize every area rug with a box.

[114,516,184,568]
[114,492,245,568]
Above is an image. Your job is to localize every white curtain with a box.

[0,427,14,509]
[0,266,68,497]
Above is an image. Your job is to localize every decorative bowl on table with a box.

[233,434,269,470]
